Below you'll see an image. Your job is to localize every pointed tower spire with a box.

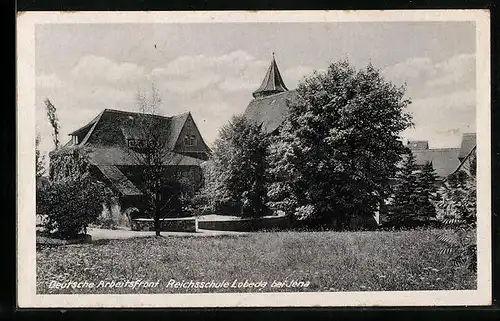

[252,53,289,99]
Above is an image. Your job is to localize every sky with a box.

[35,22,476,155]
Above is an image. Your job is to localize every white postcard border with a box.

[17,10,491,308]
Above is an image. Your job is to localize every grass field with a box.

[36,229,476,294]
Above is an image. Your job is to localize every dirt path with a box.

[87,227,247,240]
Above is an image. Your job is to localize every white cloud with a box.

[219,77,260,92]
[283,66,314,88]
[71,55,146,87]
[382,53,476,147]
[381,57,432,83]
[36,51,282,153]
[282,65,326,89]
[410,89,476,113]
[154,50,255,76]
[36,73,64,89]
[158,75,221,94]
[43,49,475,154]
[426,54,475,88]
[382,54,475,95]
[153,50,270,94]
[402,89,476,148]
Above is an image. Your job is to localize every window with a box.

[136,139,146,148]
[184,134,196,146]
[72,135,79,145]
[128,139,146,149]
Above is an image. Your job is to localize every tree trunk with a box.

[154,203,161,236]
[154,215,161,236]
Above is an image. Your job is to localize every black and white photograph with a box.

[17,10,491,307]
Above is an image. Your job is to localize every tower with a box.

[252,53,289,99]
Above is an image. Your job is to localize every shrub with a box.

[436,153,477,272]
[436,174,476,227]
[36,174,113,239]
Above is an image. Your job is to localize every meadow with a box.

[36,229,476,294]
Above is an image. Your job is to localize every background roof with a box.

[459,133,477,160]
[412,148,461,178]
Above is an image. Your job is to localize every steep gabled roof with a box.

[96,165,143,196]
[252,56,289,98]
[66,109,191,148]
[459,133,477,160]
[168,112,190,149]
[244,90,298,134]
[451,145,476,177]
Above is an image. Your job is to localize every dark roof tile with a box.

[244,90,298,134]
[85,146,204,166]
[412,148,461,178]
[96,165,143,196]
[253,57,289,98]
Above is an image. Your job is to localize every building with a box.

[244,55,298,134]
[243,55,477,227]
[244,55,379,228]
[49,108,211,217]
[407,133,477,182]
[244,55,477,182]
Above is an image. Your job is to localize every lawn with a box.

[36,229,476,294]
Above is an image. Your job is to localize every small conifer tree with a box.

[416,161,438,220]
[390,151,420,226]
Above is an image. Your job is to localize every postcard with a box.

[17,10,491,307]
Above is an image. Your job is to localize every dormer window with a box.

[184,134,196,146]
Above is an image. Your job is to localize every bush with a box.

[436,173,476,227]
[436,154,477,272]
[36,174,113,239]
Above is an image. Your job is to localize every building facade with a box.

[49,108,211,218]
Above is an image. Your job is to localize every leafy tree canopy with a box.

[196,115,270,217]
[267,60,413,227]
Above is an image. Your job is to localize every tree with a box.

[390,151,421,226]
[389,153,437,227]
[44,98,60,150]
[129,84,192,236]
[436,151,477,271]
[36,133,46,179]
[267,60,413,228]
[191,159,231,216]
[437,153,477,228]
[37,174,112,239]
[195,115,270,217]
[416,161,438,219]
